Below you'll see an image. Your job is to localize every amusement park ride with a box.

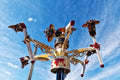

[8,19,104,80]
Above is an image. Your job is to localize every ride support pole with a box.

[96,49,104,68]
[56,68,66,80]
[28,45,38,80]
[23,28,34,62]
[81,55,88,77]
[92,37,96,44]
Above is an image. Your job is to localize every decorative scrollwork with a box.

[39,46,49,54]
[70,58,84,65]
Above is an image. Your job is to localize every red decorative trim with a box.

[31,61,35,63]
[93,42,100,49]
[70,20,75,26]
[20,23,26,28]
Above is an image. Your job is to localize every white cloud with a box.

[6,71,11,75]
[28,18,33,21]
[89,64,120,80]
[28,18,37,22]
[7,62,19,69]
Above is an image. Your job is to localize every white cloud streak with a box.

[89,64,120,80]
[6,71,11,75]
[100,21,120,57]
[28,18,37,22]
[7,62,19,69]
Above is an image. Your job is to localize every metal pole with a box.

[56,69,66,80]
[23,28,34,61]
[96,49,104,68]
[28,45,38,80]
[81,55,88,77]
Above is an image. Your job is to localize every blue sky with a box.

[0,0,120,80]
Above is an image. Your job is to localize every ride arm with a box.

[81,55,88,77]
[70,58,84,65]
[62,20,75,55]
[34,54,53,61]
[66,47,96,59]
[24,37,56,58]
[28,44,38,80]
[8,22,34,62]
[91,35,104,68]
[82,20,104,68]
[62,29,71,55]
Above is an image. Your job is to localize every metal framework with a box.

[8,19,104,80]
